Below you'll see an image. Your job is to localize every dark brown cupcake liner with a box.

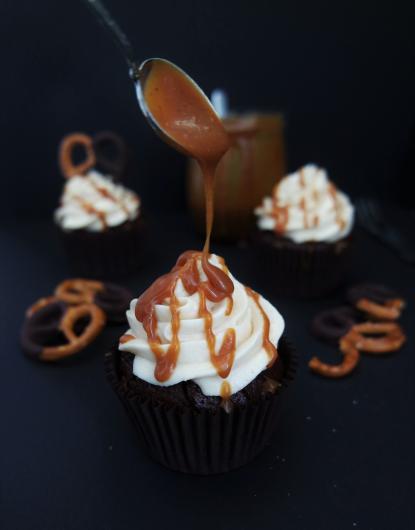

[254,230,353,298]
[105,337,297,475]
[58,217,143,279]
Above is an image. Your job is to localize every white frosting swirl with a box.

[119,254,285,396]
[255,164,354,243]
[54,170,140,232]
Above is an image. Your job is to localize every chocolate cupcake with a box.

[55,132,142,279]
[254,164,355,298]
[106,251,296,474]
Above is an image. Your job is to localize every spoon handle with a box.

[83,0,140,78]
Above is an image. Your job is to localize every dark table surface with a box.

[1,214,414,530]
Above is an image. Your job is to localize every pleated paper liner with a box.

[59,217,144,279]
[105,337,297,475]
[254,231,353,298]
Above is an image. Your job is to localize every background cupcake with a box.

[254,163,355,297]
[106,251,296,474]
[55,132,142,278]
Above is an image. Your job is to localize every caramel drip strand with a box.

[220,380,232,399]
[216,329,236,379]
[217,256,234,316]
[198,288,216,359]
[328,183,345,231]
[200,161,216,255]
[75,197,107,229]
[273,205,289,234]
[198,290,236,378]
[119,334,135,344]
[245,286,278,366]
[92,183,129,215]
[154,289,181,382]
[271,180,289,234]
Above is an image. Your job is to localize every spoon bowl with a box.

[134,58,229,161]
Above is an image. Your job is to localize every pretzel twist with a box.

[356,297,405,321]
[59,133,96,178]
[345,321,406,353]
[308,336,360,378]
[26,296,60,318]
[54,279,104,305]
[41,304,106,361]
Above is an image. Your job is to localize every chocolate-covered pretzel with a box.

[346,321,406,354]
[93,131,127,180]
[54,279,131,323]
[21,300,106,361]
[347,283,405,321]
[94,283,132,323]
[310,306,360,345]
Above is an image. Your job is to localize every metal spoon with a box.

[83,0,222,156]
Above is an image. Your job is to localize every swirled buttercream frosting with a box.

[254,164,354,243]
[119,251,285,397]
[55,170,140,232]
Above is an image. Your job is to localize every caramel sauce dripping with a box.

[119,334,135,344]
[129,62,277,391]
[220,380,232,399]
[143,60,230,254]
[245,287,278,366]
[134,251,235,382]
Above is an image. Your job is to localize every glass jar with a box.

[186,113,285,241]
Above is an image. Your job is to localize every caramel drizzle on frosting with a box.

[91,181,130,216]
[271,167,346,234]
[220,380,232,400]
[328,183,346,231]
[271,178,290,234]
[75,197,107,229]
[134,251,235,383]
[245,286,278,366]
[72,177,137,228]
[119,334,135,344]
[299,167,309,228]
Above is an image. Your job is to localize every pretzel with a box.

[310,306,360,345]
[26,296,60,317]
[41,304,106,361]
[308,336,360,378]
[356,298,405,321]
[93,130,127,179]
[59,133,96,178]
[54,279,104,305]
[345,321,406,354]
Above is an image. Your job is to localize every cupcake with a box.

[55,132,142,278]
[106,250,296,474]
[254,164,355,297]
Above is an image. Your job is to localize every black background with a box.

[1,0,415,221]
[1,1,415,529]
